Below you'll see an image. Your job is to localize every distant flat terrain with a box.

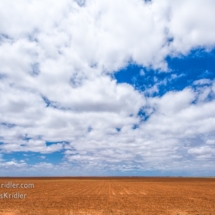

[0,177,215,214]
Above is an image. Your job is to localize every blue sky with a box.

[115,48,215,96]
[0,0,215,176]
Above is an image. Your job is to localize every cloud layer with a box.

[0,0,215,175]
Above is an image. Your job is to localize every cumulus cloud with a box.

[166,0,215,54]
[0,0,215,175]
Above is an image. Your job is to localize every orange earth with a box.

[0,177,215,215]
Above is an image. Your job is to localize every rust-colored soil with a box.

[0,177,215,215]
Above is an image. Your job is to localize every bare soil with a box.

[0,177,214,215]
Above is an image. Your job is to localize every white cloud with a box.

[206,140,215,145]
[166,0,215,54]
[0,159,27,169]
[1,0,215,70]
[194,79,212,86]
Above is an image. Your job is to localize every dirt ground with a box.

[0,177,214,215]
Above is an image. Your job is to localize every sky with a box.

[0,0,215,176]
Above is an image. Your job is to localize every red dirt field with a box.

[0,177,215,215]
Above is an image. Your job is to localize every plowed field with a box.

[0,177,215,214]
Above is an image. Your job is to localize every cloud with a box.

[0,0,215,175]
[166,0,215,54]
[1,0,215,68]
[62,83,215,172]
[194,79,212,86]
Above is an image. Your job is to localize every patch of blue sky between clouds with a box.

[113,48,215,97]
[2,151,64,165]
[3,152,37,165]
